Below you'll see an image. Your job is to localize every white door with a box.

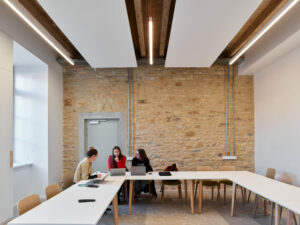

[0,30,13,223]
[87,119,119,172]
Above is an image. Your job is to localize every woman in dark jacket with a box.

[132,149,157,198]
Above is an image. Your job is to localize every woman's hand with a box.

[115,157,119,163]
[97,174,102,178]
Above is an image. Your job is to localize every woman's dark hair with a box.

[111,146,123,168]
[87,148,98,158]
[137,149,147,161]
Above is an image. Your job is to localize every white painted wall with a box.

[0,1,63,219]
[254,44,300,185]
[0,29,14,224]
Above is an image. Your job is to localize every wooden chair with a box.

[45,183,61,200]
[161,164,182,201]
[194,166,219,200]
[218,166,245,203]
[253,168,276,219]
[269,173,297,225]
[18,194,41,216]
[249,168,276,203]
[61,171,74,190]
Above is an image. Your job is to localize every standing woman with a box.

[73,147,102,183]
[132,149,157,198]
[108,146,126,170]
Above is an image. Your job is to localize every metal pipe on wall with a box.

[224,64,228,156]
[232,65,236,156]
[228,64,231,155]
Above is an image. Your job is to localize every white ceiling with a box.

[38,0,137,68]
[165,0,262,68]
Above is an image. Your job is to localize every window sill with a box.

[13,162,33,169]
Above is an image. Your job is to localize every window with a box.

[13,42,48,165]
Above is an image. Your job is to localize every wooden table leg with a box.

[198,180,203,214]
[184,180,187,200]
[275,204,281,225]
[189,180,195,214]
[231,183,236,217]
[128,180,134,215]
[113,193,118,225]
[286,210,293,225]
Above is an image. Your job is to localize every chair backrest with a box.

[62,171,74,190]
[219,166,236,171]
[18,194,41,216]
[277,172,294,185]
[164,163,178,172]
[45,183,61,200]
[266,168,276,179]
[196,166,213,171]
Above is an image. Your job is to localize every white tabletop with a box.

[229,171,300,201]
[8,171,300,225]
[125,171,236,180]
[8,176,125,225]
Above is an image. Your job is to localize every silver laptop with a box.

[131,166,146,175]
[110,168,126,176]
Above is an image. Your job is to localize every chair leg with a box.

[194,182,198,200]
[178,184,182,199]
[161,184,165,201]
[149,182,152,199]
[270,202,274,225]
[217,182,220,201]
[264,200,267,216]
[224,184,226,204]
[211,187,214,200]
[184,180,187,200]
[253,195,258,218]
[293,213,298,225]
[240,187,245,204]
[248,190,252,203]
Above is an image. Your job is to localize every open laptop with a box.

[87,172,109,184]
[110,168,126,176]
[131,166,146,175]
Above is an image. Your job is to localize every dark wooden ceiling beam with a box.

[222,0,289,58]
[133,0,146,57]
[159,0,171,56]
[18,0,81,59]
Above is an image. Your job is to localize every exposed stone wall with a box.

[63,63,254,175]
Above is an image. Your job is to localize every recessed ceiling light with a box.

[149,17,153,65]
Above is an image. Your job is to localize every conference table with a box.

[8,171,300,225]
[8,176,125,225]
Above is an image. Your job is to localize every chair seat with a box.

[196,180,219,186]
[162,180,181,185]
[220,179,233,186]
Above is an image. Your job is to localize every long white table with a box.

[8,176,125,225]
[8,171,300,225]
[228,171,300,225]
[126,171,236,214]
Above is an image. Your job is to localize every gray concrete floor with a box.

[98,189,295,225]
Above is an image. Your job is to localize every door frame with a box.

[78,112,125,161]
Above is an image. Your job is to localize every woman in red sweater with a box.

[108,146,126,170]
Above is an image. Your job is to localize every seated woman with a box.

[108,146,127,202]
[132,149,157,198]
[73,147,102,183]
[108,146,126,170]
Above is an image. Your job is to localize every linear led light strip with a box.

[229,0,299,65]
[149,17,153,65]
[4,0,75,66]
